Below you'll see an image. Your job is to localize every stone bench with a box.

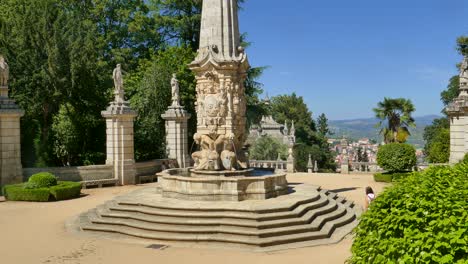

[81,179,119,189]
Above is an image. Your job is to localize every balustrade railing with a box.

[249,160,290,171]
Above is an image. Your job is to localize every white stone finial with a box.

[171,73,180,106]
[112,64,124,103]
[291,120,296,135]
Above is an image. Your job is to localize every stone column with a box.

[102,103,137,185]
[0,56,24,186]
[287,146,295,173]
[449,114,466,163]
[307,154,313,173]
[340,137,349,174]
[162,105,191,168]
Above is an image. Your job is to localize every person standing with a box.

[364,186,376,210]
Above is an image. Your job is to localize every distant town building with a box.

[247,95,295,145]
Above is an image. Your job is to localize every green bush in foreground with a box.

[28,172,58,188]
[377,143,416,173]
[350,163,468,263]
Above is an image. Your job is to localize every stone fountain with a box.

[71,0,360,251]
[157,0,288,201]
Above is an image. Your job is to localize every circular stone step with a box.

[69,183,361,251]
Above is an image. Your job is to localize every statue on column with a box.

[171,73,180,106]
[460,57,468,86]
[112,64,124,103]
[0,55,9,87]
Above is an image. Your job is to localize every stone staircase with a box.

[74,185,361,251]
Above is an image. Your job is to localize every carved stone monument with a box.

[189,0,249,171]
[447,55,468,163]
[162,74,192,168]
[0,55,24,186]
[102,65,137,185]
[74,0,360,250]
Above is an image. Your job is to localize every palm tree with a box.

[373,98,416,144]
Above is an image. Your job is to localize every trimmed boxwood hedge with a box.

[3,184,51,202]
[28,172,58,188]
[4,182,82,202]
[3,172,82,202]
[374,172,413,183]
[350,163,468,263]
[50,182,82,201]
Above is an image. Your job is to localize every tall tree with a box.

[424,118,450,163]
[270,93,336,171]
[317,113,332,137]
[373,97,416,144]
[270,93,316,143]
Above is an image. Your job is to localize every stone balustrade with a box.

[249,160,290,172]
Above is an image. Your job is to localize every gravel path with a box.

[0,173,389,264]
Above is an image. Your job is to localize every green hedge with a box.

[3,184,51,202]
[28,172,58,188]
[377,143,416,173]
[374,172,413,183]
[4,181,82,202]
[50,182,82,201]
[350,163,468,263]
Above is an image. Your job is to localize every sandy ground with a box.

[0,173,389,264]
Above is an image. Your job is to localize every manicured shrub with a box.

[374,172,412,183]
[50,182,82,201]
[373,173,392,183]
[4,172,82,202]
[377,143,416,173]
[350,163,468,263]
[3,184,51,202]
[28,172,58,188]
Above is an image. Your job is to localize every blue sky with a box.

[239,0,468,120]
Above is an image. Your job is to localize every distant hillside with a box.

[329,115,442,149]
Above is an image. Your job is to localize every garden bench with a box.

[81,178,119,189]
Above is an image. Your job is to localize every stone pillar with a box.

[162,105,191,168]
[449,115,466,163]
[340,137,349,174]
[307,154,313,173]
[102,102,137,186]
[287,146,295,173]
[341,157,349,174]
[0,56,24,186]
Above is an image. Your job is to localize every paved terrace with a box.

[0,173,389,264]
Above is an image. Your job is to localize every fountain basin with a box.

[157,168,288,201]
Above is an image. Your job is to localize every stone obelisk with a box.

[189,0,250,171]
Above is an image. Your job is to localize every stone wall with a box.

[23,165,113,182]
[22,159,178,183]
